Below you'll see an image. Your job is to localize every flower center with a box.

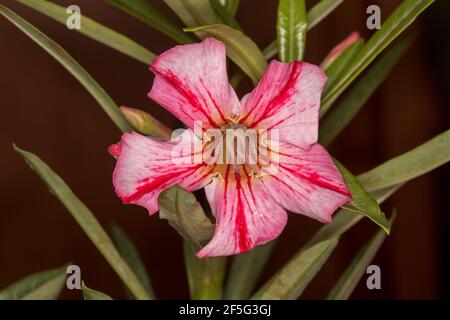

[203,121,278,181]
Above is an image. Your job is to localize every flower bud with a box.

[321,32,360,70]
[120,106,172,139]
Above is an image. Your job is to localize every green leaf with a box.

[0,265,67,300]
[184,242,226,299]
[0,4,132,133]
[224,240,277,300]
[358,128,450,192]
[82,282,113,300]
[158,185,215,249]
[324,39,365,95]
[263,41,278,60]
[110,223,155,299]
[327,212,396,300]
[252,238,339,300]
[107,0,192,44]
[163,0,218,26]
[223,0,240,16]
[264,0,345,60]
[334,160,390,234]
[277,0,307,62]
[13,145,152,300]
[321,0,435,116]
[320,36,412,145]
[210,0,242,30]
[15,0,155,64]
[185,24,267,85]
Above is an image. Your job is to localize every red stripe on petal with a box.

[157,71,218,128]
[247,62,302,128]
[234,175,251,252]
[122,165,204,203]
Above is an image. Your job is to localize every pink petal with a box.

[148,38,240,130]
[197,170,287,258]
[321,32,360,69]
[260,143,351,223]
[108,142,121,159]
[240,60,327,148]
[113,131,214,215]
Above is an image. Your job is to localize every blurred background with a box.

[0,0,449,299]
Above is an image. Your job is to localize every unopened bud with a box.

[321,32,361,70]
[120,106,172,139]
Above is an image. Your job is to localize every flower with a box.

[111,38,351,258]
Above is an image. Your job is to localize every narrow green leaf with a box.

[15,0,155,64]
[210,0,242,30]
[320,36,412,145]
[321,0,435,116]
[263,41,278,60]
[110,223,155,299]
[158,185,215,249]
[107,0,192,44]
[327,212,396,300]
[0,265,67,300]
[277,0,307,62]
[0,5,132,133]
[163,0,218,26]
[358,128,450,192]
[82,282,113,300]
[223,0,240,16]
[252,238,339,300]
[225,240,277,300]
[324,39,365,94]
[185,24,267,85]
[334,159,390,234]
[13,145,152,300]
[264,0,344,60]
[184,242,226,299]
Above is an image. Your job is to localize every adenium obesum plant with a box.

[110,38,351,258]
[1,0,445,301]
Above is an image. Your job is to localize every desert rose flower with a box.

[111,38,351,258]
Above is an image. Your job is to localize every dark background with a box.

[0,0,449,299]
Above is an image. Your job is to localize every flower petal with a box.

[197,170,287,258]
[148,37,240,130]
[260,143,351,223]
[240,60,327,148]
[108,142,121,159]
[113,131,214,215]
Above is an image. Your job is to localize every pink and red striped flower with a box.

[111,38,351,258]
